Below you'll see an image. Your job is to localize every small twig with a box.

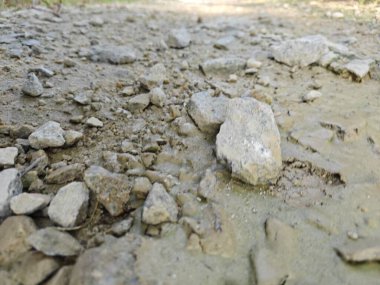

[19,157,44,177]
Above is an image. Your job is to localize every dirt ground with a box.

[1,0,380,284]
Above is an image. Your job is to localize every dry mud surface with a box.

[1,1,380,284]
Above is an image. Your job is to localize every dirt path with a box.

[0,1,380,284]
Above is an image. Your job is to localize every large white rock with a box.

[344,59,374,80]
[10,193,51,215]
[0,147,18,166]
[142,183,178,225]
[187,91,229,135]
[216,98,282,185]
[0,168,22,218]
[28,121,65,149]
[48,182,89,227]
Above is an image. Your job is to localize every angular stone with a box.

[216,98,282,185]
[0,168,22,218]
[336,238,380,263]
[10,193,51,215]
[84,166,130,216]
[27,228,83,256]
[149,87,167,107]
[111,218,133,236]
[139,63,167,90]
[22,73,43,97]
[86,117,103,128]
[45,163,85,184]
[28,121,65,149]
[64,130,83,146]
[73,93,91,105]
[142,183,178,225]
[344,59,374,80]
[214,36,235,50]
[200,57,246,75]
[89,45,136,64]
[126,93,150,113]
[132,177,152,199]
[302,90,322,102]
[69,235,141,285]
[187,91,229,135]
[48,182,89,227]
[0,216,37,267]
[45,266,73,285]
[167,28,191,48]
[272,36,328,67]
[0,147,18,166]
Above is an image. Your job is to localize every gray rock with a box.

[272,36,328,67]
[132,176,152,199]
[28,121,65,149]
[187,91,229,135]
[111,218,133,236]
[344,59,374,80]
[0,168,22,218]
[48,182,89,227]
[73,93,91,105]
[84,166,131,216]
[27,228,83,256]
[302,90,322,102]
[198,168,217,199]
[64,130,83,146]
[167,28,191,48]
[200,57,246,75]
[149,87,167,107]
[214,36,235,50]
[142,183,178,225]
[89,45,136,64]
[336,238,380,263]
[86,117,103,127]
[89,17,104,27]
[216,98,282,185]
[0,147,18,166]
[10,193,51,215]
[0,216,37,267]
[126,93,150,113]
[318,51,338,67]
[69,235,141,285]
[139,63,167,90]
[45,163,85,184]
[30,66,55,78]
[22,73,43,97]
[45,266,73,285]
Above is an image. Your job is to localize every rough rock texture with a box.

[139,63,167,90]
[45,163,85,184]
[126,93,151,113]
[187,91,229,135]
[69,235,141,285]
[272,36,328,67]
[0,216,37,267]
[344,59,373,80]
[0,147,18,166]
[22,73,43,97]
[216,98,282,185]
[83,166,130,216]
[28,121,65,149]
[142,183,178,225]
[28,228,83,256]
[336,238,380,263]
[45,266,73,285]
[64,130,83,146]
[0,168,23,218]
[48,182,89,227]
[10,193,51,215]
[89,45,136,64]
[167,28,191,48]
[200,57,246,75]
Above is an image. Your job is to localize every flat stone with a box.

[167,28,191,48]
[64,130,83,146]
[86,117,103,127]
[216,98,282,185]
[0,168,23,218]
[69,235,141,285]
[0,147,18,166]
[187,91,229,135]
[89,45,136,64]
[200,57,246,75]
[149,87,167,107]
[139,63,167,90]
[111,217,133,236]
[142,183,178,225]
[45,266,73,285]
[272,36,328,67]
[126,93,150,113]
[336,238,380,263]
[132,176,152,199]
[45,163,85,184]
[22,73,43,97]
[84,166,131,216]
[344,59,374,80]
[214,36,235,50]
[247,58,263,68]
[73,93,91,105]
[48,182,89,227]
[0,216,37,267]
[27,228,83,256]
[10,193,51,215]
[28,121,65,149]
[302,90,322,102]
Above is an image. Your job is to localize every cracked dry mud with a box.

[1,1,380,284]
